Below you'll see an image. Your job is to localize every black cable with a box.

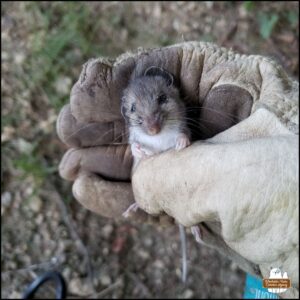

[22,271,67,299]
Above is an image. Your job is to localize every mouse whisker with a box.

[62,123,101,142]
[184,107,243,122]
[166,118,216,135]
[87,127,123,147]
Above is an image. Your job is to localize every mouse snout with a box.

[145,116,161,135]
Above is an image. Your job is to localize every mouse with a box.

[121,66,191,168]
[120,66,202,240]
[120,66,203,282]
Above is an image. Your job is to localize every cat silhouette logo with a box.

[263,267,291,293]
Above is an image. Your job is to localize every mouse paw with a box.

[131,143,146,159]
[131,143,153,158]
[191,225,203,244]
[176,133,191,151]
[122,202,140,218]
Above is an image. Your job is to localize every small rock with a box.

[2,51,9,60]
[230,262,238,271]
[69,278,91,296]
[1,126,15,142]
[8,261,17,270]
[28,196,42,213]
[51,256,59,265]
[137,249,150,260]
[55,76,72,95]
[9,291,22,299]
[182,289,194,299]
[144,237,153,247]
[102,224,113,238]
[224,286,230,294]
[12,138,33,154]
[14,52,26,65]
[175,267,181,278]
[102,247,109,255]
[62,267,71,280]
[153,259,164,269]
[1,192,12,207]
[100,274,112,286]
[35,214,43,225]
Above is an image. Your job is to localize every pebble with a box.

[14,52,26,65]
[69,278,91,296]
[153,259,164,269]
[144,237,153,247]
[102,224,113,238]
[1,192,12,207]
[55,76,72,95]
[35,214,43,225]
[9,291,21,299]
[230,262,238,271]
[138,249,150,260]
[12,138,33,154]
[28,196,42,212]
[62,267,71,280]
[182,289,194,299]
[102,247,109,255]
[100,274,112,286]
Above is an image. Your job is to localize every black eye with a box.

[157,94,167,104]
[131,103,136,112]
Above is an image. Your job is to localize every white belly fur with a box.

[130,126,180,153]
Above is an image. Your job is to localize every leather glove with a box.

[57,41,299,297]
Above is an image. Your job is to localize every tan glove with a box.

[57,41,257,217]
[57,42,299,297]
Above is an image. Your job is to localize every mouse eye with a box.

[131,103,136,113]
[157,94,167,104]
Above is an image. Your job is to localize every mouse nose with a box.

[146,117,161,135]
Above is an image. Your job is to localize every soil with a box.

[1,2,298,299]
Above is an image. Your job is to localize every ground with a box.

[1,2,299,299]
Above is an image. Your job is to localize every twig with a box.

[220,22,238,46]
[1,258,58,276]
[41,183,95,294]
[125,271,152,298]
[67,278,123,299]
[87,279,123,299]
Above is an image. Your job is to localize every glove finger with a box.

[72,172,175,226]
[71,57,135,123]
[73,172,133,218]
[59,144,133,181]
[56,104,127,148]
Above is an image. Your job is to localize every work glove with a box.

[57,41,299,298]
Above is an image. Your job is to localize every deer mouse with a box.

[120,66,203,282]
[120,66,202,239]
[121,66,191,168]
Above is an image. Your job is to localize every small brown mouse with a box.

[121,66,202,232]
[120,66,202,282]
[121,66,191,166]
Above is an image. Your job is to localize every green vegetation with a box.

[24,2,106,112]
[243,1,299,39]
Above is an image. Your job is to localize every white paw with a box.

[131,143,146,159]
[191,225,203,244]
[122,202,140,218]
[131,143,154,158]
[176,133,191,151]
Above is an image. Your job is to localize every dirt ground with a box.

[1,2,299,299]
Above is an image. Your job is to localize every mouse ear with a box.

[144,66,174,86]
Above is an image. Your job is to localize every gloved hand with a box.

[57,41,299,298]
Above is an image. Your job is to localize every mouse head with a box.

[121,66,183,135]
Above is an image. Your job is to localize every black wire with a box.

[22,271,67,299]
